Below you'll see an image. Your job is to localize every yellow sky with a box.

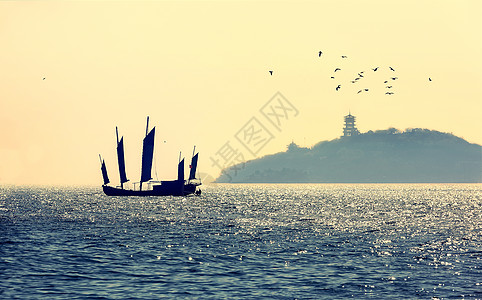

[0,0,481,185]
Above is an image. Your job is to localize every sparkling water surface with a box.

[1,184,481,299]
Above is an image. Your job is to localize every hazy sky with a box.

[1,1,481,186]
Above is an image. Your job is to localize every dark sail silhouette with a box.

[189,153,198,180]
[178,158,185,182]
[100,117,201,196]
[116,127,128,188]
[99,155,110,185]
[140,127,155,185]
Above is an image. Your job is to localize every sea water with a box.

[0,184,480,299]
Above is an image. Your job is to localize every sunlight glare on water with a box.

[0,184,481,299]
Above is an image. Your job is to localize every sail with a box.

[101,159,110,185]
[140,127,155,183]
[178,158,184,182]
[188,153,198,180]
[117,137,128,184]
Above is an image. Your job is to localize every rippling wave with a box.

[1,184,480,299]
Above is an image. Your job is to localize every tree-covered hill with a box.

[215,128,482,183]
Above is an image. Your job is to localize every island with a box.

[216,125,482,183]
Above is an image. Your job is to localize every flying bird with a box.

[351,80,356,83]
[389,67,395,71]
[269,70,273,75]
[341,56,347,58]
[318,51,323,57]
[386,92,394,95]
[334,68,341,72]
[42,77,46,80]
[364,89,369,91]
[391,77,398,80]
[357,90,362,94]
[358,73,364,78]
[372,67,378,71]
[384,80,389,84]
[331,76,335,79]
[386,86,393,88]
[429,77,432,81]
[336,85,341,91]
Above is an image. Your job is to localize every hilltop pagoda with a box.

[342,112,360,137]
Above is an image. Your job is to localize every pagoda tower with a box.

[342,112,360,137]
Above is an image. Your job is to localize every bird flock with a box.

[268,51,432,96]
[328,55,401,96]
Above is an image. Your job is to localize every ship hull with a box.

[102,182,200,196]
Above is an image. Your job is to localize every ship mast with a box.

[146,116,149,137]
[140,116,155,191]
[116,126,122,190]
[140,117,148,191]
[116,126,129,190]
[188,146,196,184]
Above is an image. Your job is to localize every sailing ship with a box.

[100,117,201,196]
